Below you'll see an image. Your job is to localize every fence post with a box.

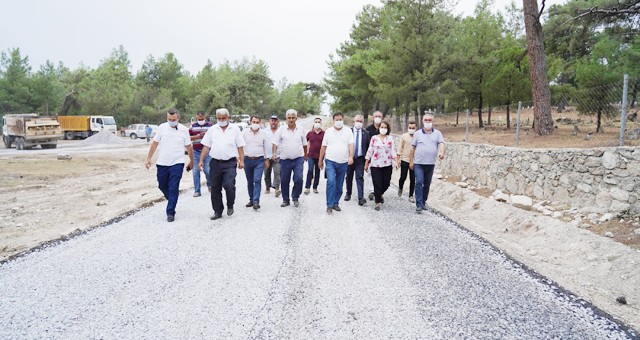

[619,74,629,147]
[516,101,522,147]
[465,109,470,142]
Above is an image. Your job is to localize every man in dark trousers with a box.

[345,114,370,206]
[364,110,383,200]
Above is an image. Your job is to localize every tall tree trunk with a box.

[597,109,603,133]
[506,100,511,129]
[523,0,554,135]
[487,106,492,126]
[477,94,484,128]
[456,109,460,126]
[44,100,49,115]
[414,95,421,125]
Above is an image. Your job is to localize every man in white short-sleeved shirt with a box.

[199,108,246,220]
[271,109,307,207]
[318,112,354,213]
[145,108,194,222]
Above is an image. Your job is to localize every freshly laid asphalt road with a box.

[0,167,636,339]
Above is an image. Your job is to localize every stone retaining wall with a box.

[439,143,640,215]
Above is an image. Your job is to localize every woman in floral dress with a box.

[364,121,398,211]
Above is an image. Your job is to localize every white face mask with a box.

[334,120,344,129]
[354,122,363,130]
[408,128,416,134]
[217,120,229,127]
[379,128,388,135]
[168,121,178,127]
[251,123,260,131]
[424,122,433,130]
[197,120,206,126]
[314,123,322,129]
[374,117,382,125]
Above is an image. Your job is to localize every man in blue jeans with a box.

[272,109,308,207]
[145,108,194,222]
[189,111,213,197]
[243,116,270,210]
[318,112,354,214]
[409,113,446,214]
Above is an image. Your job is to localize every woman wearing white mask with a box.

[364,121,398,211]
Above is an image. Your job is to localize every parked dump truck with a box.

[57,115,117,140]
[2,114,63,150]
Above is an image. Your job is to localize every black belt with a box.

[246,156,264,160]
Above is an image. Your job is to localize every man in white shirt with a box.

[243,116,270,210]
[263,115,281,196]
[272,109,307,207]
[199,108,246,220]
[318,112,354,214]
[145,108,194,222]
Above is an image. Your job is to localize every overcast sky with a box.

[1,0,564,84]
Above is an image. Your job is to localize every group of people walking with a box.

[145,108,445,222]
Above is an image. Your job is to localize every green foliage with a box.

[0,48,32,113]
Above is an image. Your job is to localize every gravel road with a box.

[0,165,636,339]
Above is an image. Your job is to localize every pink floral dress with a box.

[365,135,396,168]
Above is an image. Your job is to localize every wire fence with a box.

[387,74,639,149]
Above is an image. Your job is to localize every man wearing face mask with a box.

[365,110,384,201]
[145,108,194,222]
[344,114,370,206]
[264,115,281,196]
[396,121,417,203]
[242,116,271,210]
[305,117,324,195]
[409,113,446,214]
[199,108,246,220]
[189,111,213,197]
[318,112,354,214]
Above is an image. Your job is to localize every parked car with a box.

[122,124,158,139]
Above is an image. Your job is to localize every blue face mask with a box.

[168,121,178,127]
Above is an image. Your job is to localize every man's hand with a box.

[238,160,244,169]
[145,160,151,170]
[264,159,270,170]
[438,152,445,160]
[198,162,204,171]
[348,157,353,166]
[409,161,414,170]
[272,155,277,161]
[186,161,194,172]
[318,158,324,170]
[304,155,308,162]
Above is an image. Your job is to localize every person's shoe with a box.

[358,198,366,206]
[304,188,310,195]
[253,202,260,210]
[275,189,281,197]
[227,208,234,216]
[326,207,333,214]
[193,192,201,197]
[368,192,374,201]
[293,200,299,207]
[333,205,341,212]
[210,214,222,220]
[375,203,381,211]
[423,202,428,210]
[416,208,422,214]
[381,197,385,204]
[313,188,319,194]
[281,201,290,207]
[344,194,351,201]
[398,189,402,197]
[167,215,175,222]
[245,201,254,207]
[409,196,415,203]
[265,188,271,194]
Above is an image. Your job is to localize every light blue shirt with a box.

[411,128,445,165]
